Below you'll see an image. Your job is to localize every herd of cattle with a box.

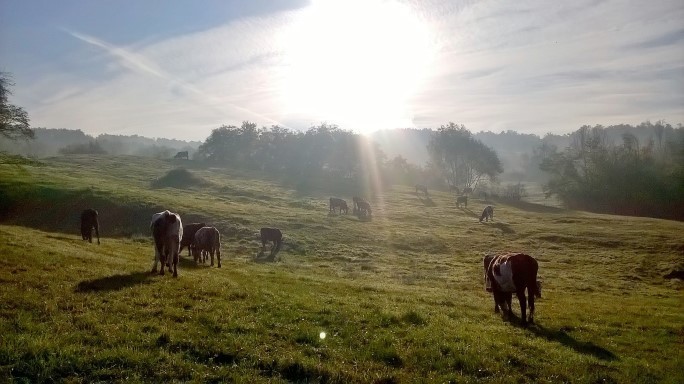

[78,185,540,325]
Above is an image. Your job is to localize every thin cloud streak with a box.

[5,0,684,140]
[63,28,288,130]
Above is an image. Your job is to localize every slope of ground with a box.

[0,155,682,382]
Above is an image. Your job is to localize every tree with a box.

[0,72,34,140]
[427,123,502,189]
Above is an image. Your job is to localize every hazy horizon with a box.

[2,0,683,141]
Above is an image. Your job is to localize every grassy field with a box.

[1,154,683,383]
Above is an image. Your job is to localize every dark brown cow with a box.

[260,227,283,260]
[456,195,468,208]
[356,200,372,217]
[483,253,541,326]
[80,209,100,245]
[415,184,428,196]
[174,151,189,159]
[180,222,206,257]
[193,226,221,267]
[352,196,367,214]
[329,197,349,214]
[479,205,494,222]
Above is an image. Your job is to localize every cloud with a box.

[12,0,684,140]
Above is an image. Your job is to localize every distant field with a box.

[1,155,683,383]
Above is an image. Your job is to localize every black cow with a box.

[329,197,349,214]
[174,151,189,159]
[180,222,206,257]
[456,195,468,208]
[80,209,100,245]
[415,184,428,196]
[260,227,283,260]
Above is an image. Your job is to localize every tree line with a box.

[538,122,684,220]
[3,71,683,219]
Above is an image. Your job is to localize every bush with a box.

[151,168,210,189]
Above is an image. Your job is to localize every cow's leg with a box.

[517,289,528,326]
[94,224,100,245]
[151,246,160,273]
[159,250,166,276]
[210,249,214,266]
[527,287,536,324]
[216,248,221,268]
[504,293,513,316]
[172,250,178,278]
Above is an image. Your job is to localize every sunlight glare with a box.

[280,0,435,132]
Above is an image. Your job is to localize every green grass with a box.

[1,154,683,383]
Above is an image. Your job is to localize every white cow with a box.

[150,210,183,277]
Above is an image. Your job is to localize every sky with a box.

[1,0,683,141]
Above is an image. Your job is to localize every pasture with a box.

[0,154,683,383]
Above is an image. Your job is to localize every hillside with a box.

[1,155,683,382]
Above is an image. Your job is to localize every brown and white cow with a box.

[483,253,541,326]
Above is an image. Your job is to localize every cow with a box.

[174,151,189,160]
[260,227,283,260]
[179,222,206,257]
[150,210,183,277]
[329,197,349,214]
[479,205,494,222]
[80,209,100,245]
[356,200,372,217]
[456,195,468,208]
[352,196,367,214]
[463,187,473,195]
[415,184,428,196]
[449,185,460,195]
[193,226,221,267]
[483,253,541,326]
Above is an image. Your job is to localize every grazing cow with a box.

[329,197,349,214]
[174,151,189,159]
[456,195,468,208]
[80,209,100,245]
[150,210,183,277]
[415,184,428,196]
[180,222,206,257]
[356,200,372,217]
[463,187,473,195]
[352,196,368,214]
[449,185,460,195]
[193,226,221,267]
[483,253,541,326]
[479,205,494,222]
[260,227,283,260]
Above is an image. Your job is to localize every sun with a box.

[279,0,435,133]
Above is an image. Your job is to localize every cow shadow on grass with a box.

[254,249,278,263]
[417,196,436,207]
[458,207,479,219]
[521,322,618,361]
[75,271,154,293]
[484,222,515,234]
